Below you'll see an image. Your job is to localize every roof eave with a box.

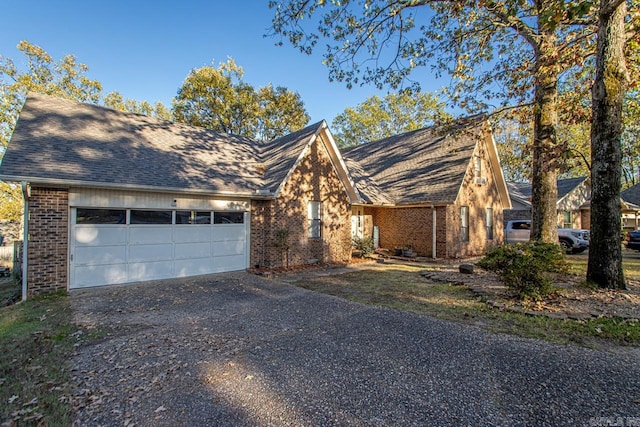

[0,175,275,200]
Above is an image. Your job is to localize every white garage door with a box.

[70,208,249,289]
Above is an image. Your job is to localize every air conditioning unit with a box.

[475,177,487,185]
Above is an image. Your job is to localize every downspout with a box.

[432,205,437,259]
[20,181,29,302]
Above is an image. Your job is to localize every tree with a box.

[587,0,630,290]
[172,58,309,140]
[269,0,602,244]
[0,182,23,221]
[257,84,310,141]
[104,91,171,121]
[331,91,449,147]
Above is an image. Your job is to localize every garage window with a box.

[76,208,126,224]
[130,210,172,224]
[214,212,244,224]
[176,211,212,224]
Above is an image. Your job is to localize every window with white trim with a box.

[308,201,322,239]
[486,207,494,240]
[461,206,469,242]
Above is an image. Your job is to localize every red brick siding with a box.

[250,136,352,268]
[450,140,504,257]
[27,187,68,295]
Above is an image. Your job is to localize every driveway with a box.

[71,271,640,426]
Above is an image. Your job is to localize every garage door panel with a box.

[213,254,246,271]
[74,226,127,246]
[71,211,248,289]
[128,244,173,262]
[74,264,128,288]
[213,225,245,241]
[128,261,174,281]
[175,259,216,276]
[213,239,245,256]
[75,245,127,266]
[175,242,211,259]
[129,227,173,244]
[173,226,212,243]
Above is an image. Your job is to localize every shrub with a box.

[352,236,375,257]
[477,242,568,300]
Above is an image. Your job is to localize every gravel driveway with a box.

[71,271,640,426]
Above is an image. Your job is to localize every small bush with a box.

[478,242,568,300]
[352,236,375,257]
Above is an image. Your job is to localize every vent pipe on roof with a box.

[20,181,30,302]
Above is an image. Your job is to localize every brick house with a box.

[1,94,509,295]
[343,116,511,258]
[505,177,592,229]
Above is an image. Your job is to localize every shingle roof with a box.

[342,116,486,204]
[622,183,640,206]
[0,93,268,195]
[507,177,589,207]
[260,121,325,193]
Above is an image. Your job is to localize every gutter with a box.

[20,181,29,302]
[432,205,437,259]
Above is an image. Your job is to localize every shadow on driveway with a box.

[71,272,640,426]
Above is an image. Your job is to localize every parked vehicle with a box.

[504,220,590,254]
[626,230,640,251]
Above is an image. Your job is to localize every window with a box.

[486,208,494,240]
[563,211,572,229]
[461,206,469,242]
[76,209,126,224]
[473,155,482,178]
[214,212,244,224]
[512,221,530,230]
[130,210,172,224]
[308,201,322,238]
[176,211,212,224]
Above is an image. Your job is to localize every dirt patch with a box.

[419,262,640,320]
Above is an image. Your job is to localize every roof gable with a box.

[622,183,640,206]
[343,116,494,205]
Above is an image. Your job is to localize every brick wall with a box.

[250,135,352,268]
[27,187,68,295]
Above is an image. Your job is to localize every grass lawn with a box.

[293,261,640,348]
[0,291,75,426]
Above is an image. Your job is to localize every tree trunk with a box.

[587,0,628,289]
[530,33,560,243]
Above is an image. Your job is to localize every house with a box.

[0,94,509,295]
[343,116,511,258]
[505,177,592,229]
[621,183,640,230]
[0,93,357,295]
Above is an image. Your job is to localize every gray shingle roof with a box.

[622,183,640,206]
[506,177,589,207]
[0,93,325,196]
[342,116,486,205]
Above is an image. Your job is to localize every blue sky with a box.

[1,0,448,125]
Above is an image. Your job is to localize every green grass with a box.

[294,263,640,347]
[0,291,75,426]
[566,251,640,281]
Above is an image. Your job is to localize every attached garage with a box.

[68,189,250,289]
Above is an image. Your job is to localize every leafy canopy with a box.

[331,91,450,147]
[172,58,310,140]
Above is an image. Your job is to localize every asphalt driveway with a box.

[71,271,640,426]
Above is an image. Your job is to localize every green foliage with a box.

[103,91,171,120]
[478,242,568,301]
[172,58,309,140]
[332,91,450,147]
[352,236,375,257]
[0,182,22,221]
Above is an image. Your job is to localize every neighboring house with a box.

[0,94,510,295]
[343,116,511,259]
[621,183,640,230]
[505,177,592,229]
